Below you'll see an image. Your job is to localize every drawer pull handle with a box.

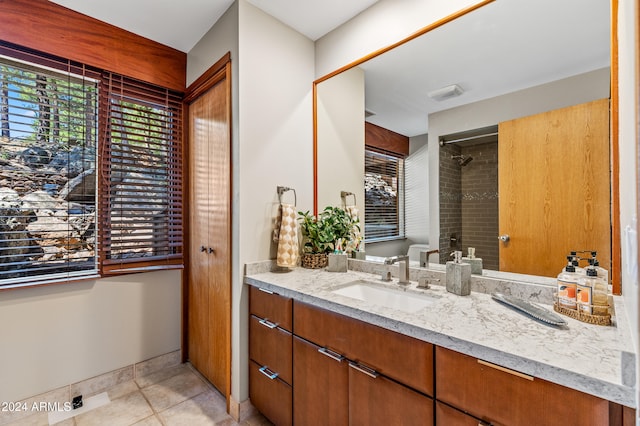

[258,287,274,294]
[318,347,345,362]
[258,318,278,329]
[349,362,379,379]
[259,366,279,380]
[477,359,533,381]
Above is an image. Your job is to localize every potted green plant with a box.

[297,206,360,269]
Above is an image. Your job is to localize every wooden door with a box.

[293,336,349,425]
[498,99,610,278]
[187,61,231,400]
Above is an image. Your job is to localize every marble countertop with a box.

[244,261,636,408]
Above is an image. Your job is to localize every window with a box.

[0,55,99,285]
[0,42,183,287]
[99,74,183,273]
[364,149,405,241]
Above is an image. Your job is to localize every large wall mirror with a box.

[314,0,619,289]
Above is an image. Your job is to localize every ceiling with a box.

[48,0,380,51]
[47,0,610,138]
[361,0,610,136]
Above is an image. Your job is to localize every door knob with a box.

[200,246,206,252]
[208,247,215,254]
[498,234,510,242]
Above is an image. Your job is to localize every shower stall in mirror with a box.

[438,125,498,269]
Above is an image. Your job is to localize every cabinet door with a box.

[249,315,292,385]
[293,336,348,426]
[436,401,488,426]
[349,361,434,426]
[249,360,292,426]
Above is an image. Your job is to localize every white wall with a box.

[0,271,182,402]
[315,0,480,78]
[236,0,315,402]
[427,68,611,256]
[617,0,639,405]
[187,0,314,405]
[316,67,365,214]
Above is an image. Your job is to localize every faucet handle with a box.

[417,277,431,289]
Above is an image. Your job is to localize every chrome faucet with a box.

[384,255,410,285]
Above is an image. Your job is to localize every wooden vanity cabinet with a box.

[435,346,613,426]
[248,286,293,426]
[293,301,434,426]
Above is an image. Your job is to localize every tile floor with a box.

[5,364,272,426]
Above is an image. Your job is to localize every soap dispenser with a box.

[557,255,578,310]
[462,247,483,275]
[446,251,471,296]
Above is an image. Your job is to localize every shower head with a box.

[459,155,473,166]
[451,155,474,166]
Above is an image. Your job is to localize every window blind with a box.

[364,148,405,241]
[99,73,183,274]
[0,45,100,286]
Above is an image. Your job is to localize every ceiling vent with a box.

[427,84,464,101]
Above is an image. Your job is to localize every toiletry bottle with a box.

[557,256,578,310]
[576,266,596,314]
[589,251,609,288]
[591,269,609,316]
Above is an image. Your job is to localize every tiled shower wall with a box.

[439,141,498,270]
[461,142,499,270]
[439,144,462,264]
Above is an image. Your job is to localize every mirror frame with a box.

[312,0,622,294]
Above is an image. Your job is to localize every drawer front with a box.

[436,346,542,426]
[249,315,292,384]
[436,347,614,426]
[249,285,293,331]
[294,301,433,396]
[349,361,434,426]
[435,401,486,426]
[249,360,292,426]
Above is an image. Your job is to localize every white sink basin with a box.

[331,280,438,313]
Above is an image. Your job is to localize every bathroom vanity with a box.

[245,261,635,425]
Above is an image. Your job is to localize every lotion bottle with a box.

[557,256,578,310]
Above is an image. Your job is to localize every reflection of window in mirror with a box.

[364,149,405,241]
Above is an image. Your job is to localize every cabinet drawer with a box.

[249,360,292,426]
[349,360,434,426]
[294,301,433,396]
[249,285,292,331]
[435,401,486,426]
[436,346,542,426]
[436,347,612,426]
[249,315,292,385]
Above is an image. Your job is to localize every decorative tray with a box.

[492,293,568,327]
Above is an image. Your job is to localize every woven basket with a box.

[553,302,611,326]
[301,253,328,269]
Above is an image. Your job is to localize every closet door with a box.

[187,59,232,401]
